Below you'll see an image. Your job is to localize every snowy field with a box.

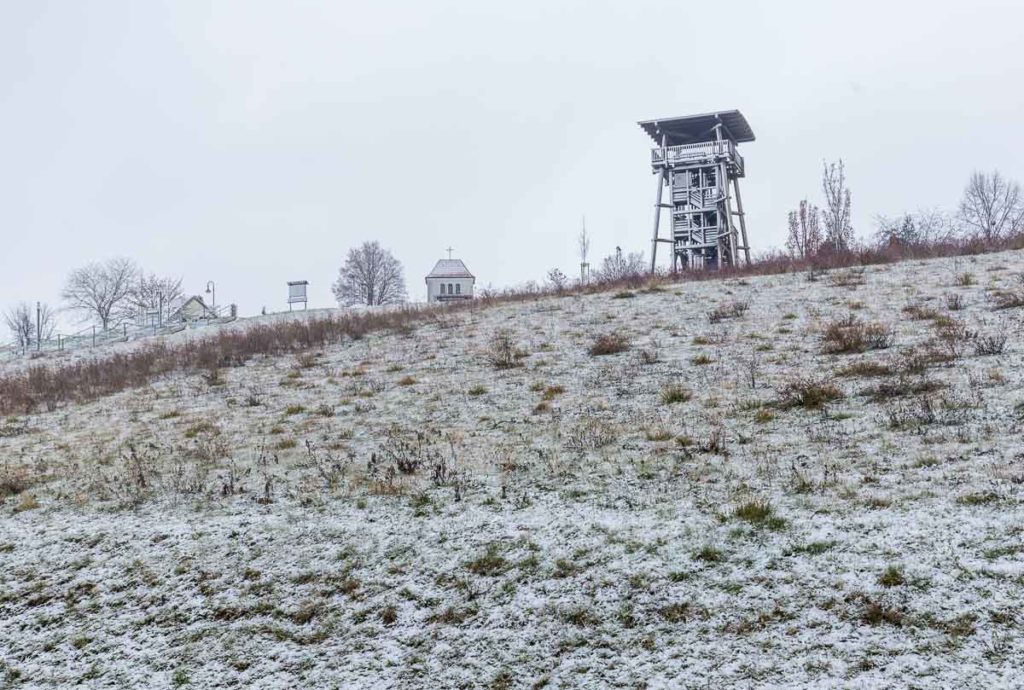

[2,251,1023,688]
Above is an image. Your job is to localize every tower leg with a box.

[649,168,666,274]
[733,177,751,266]
[718,162,732,268]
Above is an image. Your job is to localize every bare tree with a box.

[594,247,645,282]
[546,268,568,293]
[958,170,1024,240]
[578,218,591,284]
[4,302,57,349]
[62,257,139,329]
[874,208,953,248]
[786,199,823,258]
[821,159,853,251]
[128,273,185,322]
[332,241,407,307]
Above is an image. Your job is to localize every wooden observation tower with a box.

[639,110,754,271]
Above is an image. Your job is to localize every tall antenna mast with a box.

[578,215,590,284]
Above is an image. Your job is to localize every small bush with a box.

[945,293,964,311]
[861,600,905,627]
[690,354,713,365]
[645,428,673,442]
[12,493,39,513]
[295,352,319,369]
[184,420,218,438]
[836,361,893,378]
[954,272,975,287]
[698,425,727,455]
[397,375,417,386]
[0,466,32,497]
[878,565,906,587]
[828,269,866,287]
[562,606,599,627]
[868,376,944,403]
[956,491,1001,506]
[487,330,527,369]
[612,291,636,299]
[708,301,749,324]
[792,541,836,555]
[637,341,660,365]
[733,500,786,530]
[380,604,398,626]
[902,303,941,321]
[974,332,1007,356]
[933,318,974,358]
[693,545,724,563]
[466,545,507,576]
[660,384,692,405]
[659,602,695,623]
[468,385,487,396]
[777,378,843,410]
[822,315,894,354]
[991,290,1024,310]
[243,386,265,407]
[588,332,630,356]
[564,419,618,451]
[541,385,565,401]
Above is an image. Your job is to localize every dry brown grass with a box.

[821,315,895,354]
[777,378,844,410]
[588,332,631,357]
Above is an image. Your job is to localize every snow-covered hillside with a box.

[2,251,1023,688]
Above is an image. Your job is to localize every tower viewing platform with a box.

[639,110,755,271]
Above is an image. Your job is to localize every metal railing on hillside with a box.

[0,306,238,362]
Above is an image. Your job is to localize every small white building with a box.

[170,296,216,322]
[425,259,475,303]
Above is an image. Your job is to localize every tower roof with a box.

[426,259,474,280]
[638,110,755,146]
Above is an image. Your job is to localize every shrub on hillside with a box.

[777,378,844,410]
[486,330,527,370]
[588,332,630,356]
[821,315,895,354]
[707,301,749,324]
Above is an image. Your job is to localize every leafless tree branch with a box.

[62,257,140,329]
[958,170,1024,240]
[331,241,407,307]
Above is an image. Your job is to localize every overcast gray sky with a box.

[2,0,1022,324]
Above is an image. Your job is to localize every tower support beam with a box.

[649,133,667,274]
[732,177,751,266]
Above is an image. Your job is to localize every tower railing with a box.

[651,141,744,175]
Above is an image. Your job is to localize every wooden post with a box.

[649,133,667,274]
[721,162,738,266]
[733,177,751,266]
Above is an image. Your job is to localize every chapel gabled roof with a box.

[426,259,474,280]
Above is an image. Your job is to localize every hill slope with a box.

[3,251,1024,688]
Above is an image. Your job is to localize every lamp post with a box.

[205,281,216,314]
